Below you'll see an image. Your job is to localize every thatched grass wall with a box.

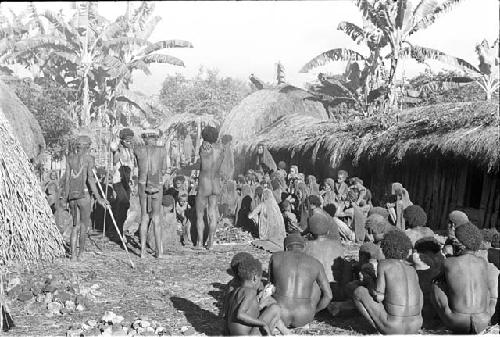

[0,105,64,266]
[0,79,45,160]
[240,101,499,229]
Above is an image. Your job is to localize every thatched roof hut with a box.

[0,104,64,266]
[243,101,499,229]
[0,79,45,160]
[220,84,329,145]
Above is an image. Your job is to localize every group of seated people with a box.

[222,209,499,335]
[218,163,499,335]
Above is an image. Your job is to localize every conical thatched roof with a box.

[220,84,328,145]
[244,101,499,172]
[0,105,64,266]
[0,79,45,159]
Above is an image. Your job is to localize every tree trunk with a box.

[82,74,90,126]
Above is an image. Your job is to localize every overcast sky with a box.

[5,0,499,95]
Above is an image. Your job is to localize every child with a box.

[222,252,256,319]
[225,258,285,336]
[281,199,299,233]
[147,194,178,257]
[176,192,192,246]
[334,170,349,202]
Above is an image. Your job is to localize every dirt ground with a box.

[3,232,464,336]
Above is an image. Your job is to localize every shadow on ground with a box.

[170,296,224,336]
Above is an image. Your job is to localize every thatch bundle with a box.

[220,85,328,145]
[244,101,499,172]
[0,106,64,266]
[0,79,45,160]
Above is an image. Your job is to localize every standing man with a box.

[63,135,109,261]
[111,128,136,236]
[195,126,233,249]
[134,130,169,258]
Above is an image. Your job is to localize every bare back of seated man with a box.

[432,222,498,334]
[269,233,332,328]
[353,230,423,334]
[195,127,233,249]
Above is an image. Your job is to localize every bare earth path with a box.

[6,234,454,336]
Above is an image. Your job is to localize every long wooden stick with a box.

[92,169,135,269]
[102,137,112,238]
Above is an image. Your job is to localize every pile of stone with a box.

[7,275,93,317]
[66,312,170,337]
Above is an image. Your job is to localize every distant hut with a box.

[0,104,65,266]
[0,79,45,160]
[220,84,329,175]
[242,101,499,229]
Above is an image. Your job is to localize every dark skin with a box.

[269,244,332,328]
[353,257,423,334]
[195,140,230,249]
[431,251,498,333]
[134,137,169,258]
[63,143,109,261]
[226,274,278,336]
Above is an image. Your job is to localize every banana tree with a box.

[301,0,479,109]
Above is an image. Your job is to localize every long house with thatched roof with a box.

[237,101,499,230]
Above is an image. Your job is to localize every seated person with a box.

[269,233,332,328]
[306,195,340,241]
[352,230,423,334]
[222,252,256,319]
[281,199,300,233]
[328,242,382,317]
[443,210,469,257]
[365,213,397,247]
[431,222,499,334]
[323,203,354,242]
[413,237,445,324]
[225,258,284,336]
[403,205,434,247]
[176,192,193,246]
[304,213,348,300]
[367,206,390,221]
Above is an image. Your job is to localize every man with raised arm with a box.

[269,233,332,328]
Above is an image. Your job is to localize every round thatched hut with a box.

[221,84,328,144]
[0,79,45,160]
[0,104,64,266]
[220,84,328,175]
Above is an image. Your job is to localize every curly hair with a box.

[359,242,381,262]
[323,203,337,218]
[278,161,287,170]
[366,214,394,235]
[307,195,321,207]
[119,128,134,140]
[492,233,500,248]
[403,205,427,228]
[173,175,186,185]
[414,237,442,254]
[455,222,483,251]
[237,257,262,281]
[201,126,219,144]
[380,230,413,260]
[230,252,255,275]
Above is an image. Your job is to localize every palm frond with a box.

[26,3,46,34]
[409,0,464,35]
[300,48,366,73]
[41,10,78,48]
[141,54,185,66]
[51,50,79,64]
[398,45,480,73]
[142,39,194,55]
[337,21,367,45]
[13,35,73,53]
[139,15,161,40]
[102,37,150,49]
[356,0,392,32]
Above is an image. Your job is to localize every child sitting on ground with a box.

[225,258,287,335]
[222,252,256,319]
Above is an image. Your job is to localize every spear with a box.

[92,169,135,269]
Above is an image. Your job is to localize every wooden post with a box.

[478,172,490,228]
